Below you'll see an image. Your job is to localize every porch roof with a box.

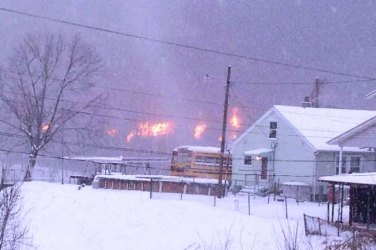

[319,172,376,186]
[244,148,273,156]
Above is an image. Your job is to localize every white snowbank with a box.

[21,182,349,250]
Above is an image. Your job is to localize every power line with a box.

[1,69,223,106]
[1,7,376,80]
[232,79,376,85]
[95,85,222,106]
[0,127,375,160]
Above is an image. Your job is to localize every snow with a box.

[21,181,350,250]
[282,181,310,186]
[274,105,376,151]
[95,173,220,184]
[173,145,222,153]
[320,172,376,185]
[244,148,273,155]
[66,156,124,163]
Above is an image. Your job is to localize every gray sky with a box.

[1,0,376,154]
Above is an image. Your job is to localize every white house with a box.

[328,116,376,148]
[230,105,376,199]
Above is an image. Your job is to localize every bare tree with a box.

[0,33,103,181]
[0,174,30,249]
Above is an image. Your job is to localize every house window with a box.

[335,156,346,174]
[244,155,252,165]
[350,156,360,173]
[269,122,277,139]
[335,155,361,174]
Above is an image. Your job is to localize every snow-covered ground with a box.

[21,182,348,250]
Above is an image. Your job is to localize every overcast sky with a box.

[1,1,376,154]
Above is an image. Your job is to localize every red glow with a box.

[230,107,241,129]
[41,124,49,131]
[137,122,173,136]
[126,131,136,143]
[126,121,174,143]
[106,128,117,136]
[194,123,207,139]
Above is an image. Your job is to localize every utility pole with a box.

[313,78,321,108]
[218,65,231,198]
[61,92,65,185]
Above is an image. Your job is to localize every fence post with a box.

[248,193,251,215]
[180,181,184,200]
[303,214,308,236]
[318,217,322,236]
[284,197,288,219]
[149,178,153,199]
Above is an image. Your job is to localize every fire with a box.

[126,121,174,143]
[126,131,136,142]
[41,124,49,131]
[194,123,207,139]
[137,122,173,136]
[106,128,117,136]
[230,107,241,129]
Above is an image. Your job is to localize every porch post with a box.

[349,186,354,226]
[331,183,335,223]
[338,145,343,174]
[367,188,371,229]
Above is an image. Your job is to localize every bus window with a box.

[195,155,206,163]
[172,151,178,163]
[206,157,216,165]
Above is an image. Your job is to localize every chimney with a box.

[302,96,312,108]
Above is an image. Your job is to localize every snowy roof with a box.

[173,145,222,154]
[274,105,376,151]
[328,116,376,146]
[95,174,222,185]
[66,156,124,164]
[244,148,273,155]
[319,172,376,185]
[66,156,169,164]
[282,182,310,186]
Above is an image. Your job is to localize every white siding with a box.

[341,125,376,148]
[232,110,315,188]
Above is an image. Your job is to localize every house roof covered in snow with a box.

[319,172,376,186]
[173,145,222,154]
[328,116,376,146]
[274,105,376,151]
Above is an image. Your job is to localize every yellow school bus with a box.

[171,146,232,180]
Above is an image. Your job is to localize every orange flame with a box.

[126,131,136,143]
[41,124,49,131]
[230,107,240,129]
[137,122,173,136]
[194,123,207,139]
[231,133,238,140]
[106,128,117,136]
[126,121,174,143]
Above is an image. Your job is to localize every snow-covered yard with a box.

[21,182,346,250]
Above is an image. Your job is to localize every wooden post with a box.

[248,193,251,215]
[367,188,371,229]
[349,186,354,226]
[180,181,184,200]
[217,66,232,198]
[340,184,344,222]
[149,178,153,199]
[331,183,335,223]
[296,186,299,205]
[284,197,288,219]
